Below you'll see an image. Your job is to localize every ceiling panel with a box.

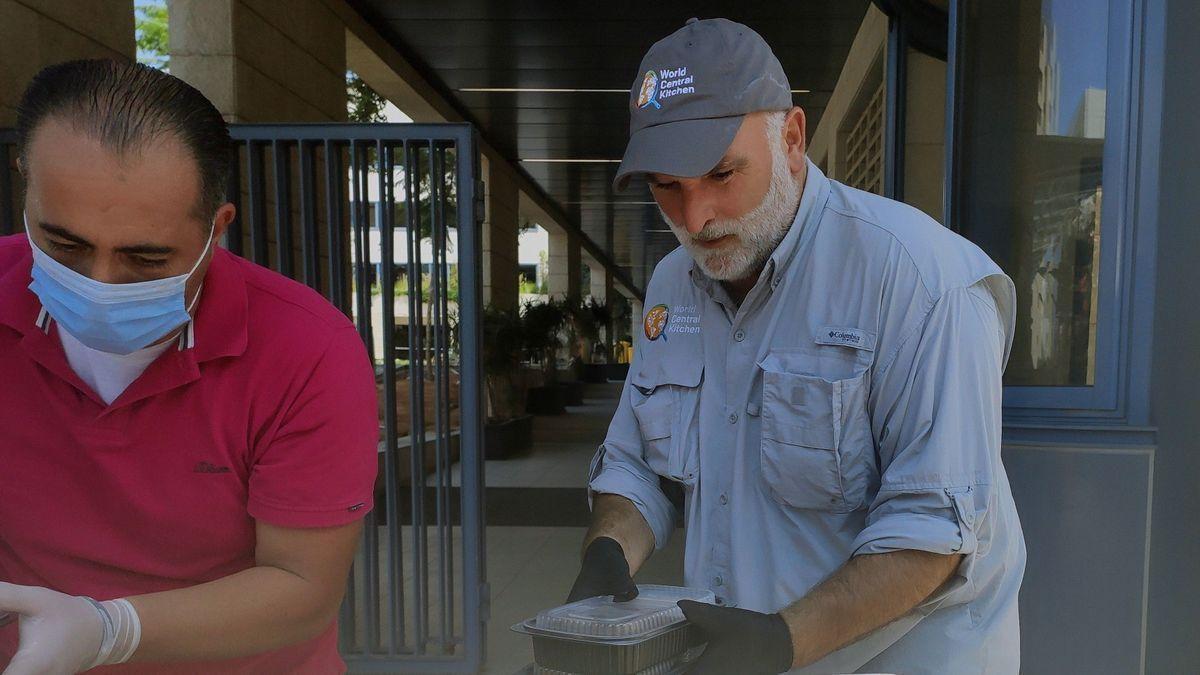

[352,0,871,292]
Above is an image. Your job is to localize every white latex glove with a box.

[0,582,103,675]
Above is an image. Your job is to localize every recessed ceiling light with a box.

[520,158,622,163]
[460,87,628,93]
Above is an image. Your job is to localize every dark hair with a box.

[16,59,232,220]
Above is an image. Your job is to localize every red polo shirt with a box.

[0,234,378,673]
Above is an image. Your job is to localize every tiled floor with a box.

[447,382,623,489]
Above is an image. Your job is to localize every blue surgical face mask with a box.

[25,213,215,355]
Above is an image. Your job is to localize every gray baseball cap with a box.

[614,17,792,191]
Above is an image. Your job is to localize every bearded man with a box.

[566,17,1025,675]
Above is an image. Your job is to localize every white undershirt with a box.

[57,326,174,405]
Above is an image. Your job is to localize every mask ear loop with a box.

[177,222,216,350]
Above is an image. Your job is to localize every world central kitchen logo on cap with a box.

[644,304,670,340]
[637,66,696,110]
[637,70,660,109]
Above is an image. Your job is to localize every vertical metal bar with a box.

[943,0,964,231]
[332,138,356,654]
[427,140,449,652]
[225,144,243,256]
[246,141,268,266]
[350,143,371,350]
[0,143,14,235]
[456,128,486,670]
[349,141,379,653]
[441,144,457,651]
[884,13,908,201]
[404,142,429,655]
[439,141,456,651]
[323,140,345,311]
[376,140,404,656]
[300,141,320,290]
[338,546,358,653]
[272,140,293,276]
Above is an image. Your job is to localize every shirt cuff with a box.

[851,486,982,603]
[587,448,677,550]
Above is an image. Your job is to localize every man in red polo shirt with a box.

[0,60,378,673]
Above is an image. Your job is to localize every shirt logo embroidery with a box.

[815,326,875,351]
[192,461,232,474]
[644,304,670,341]
[348,503,366,512]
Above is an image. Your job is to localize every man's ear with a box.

[212,202,237,243]
[783,107,807,174]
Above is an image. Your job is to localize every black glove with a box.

[678,599,794,675]
[566,537,639,603]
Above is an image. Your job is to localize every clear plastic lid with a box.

[530,585,715,641]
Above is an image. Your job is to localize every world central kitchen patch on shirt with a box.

[643,303,701,342]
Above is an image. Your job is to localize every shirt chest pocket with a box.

[757,348,875,512]
[629,359,703,487]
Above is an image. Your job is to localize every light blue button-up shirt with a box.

[588,160,1025,673]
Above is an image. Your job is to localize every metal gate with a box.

[1,124,488,672]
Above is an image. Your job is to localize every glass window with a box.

[956,0,1108,386]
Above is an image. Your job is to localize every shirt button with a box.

[715,596,726,606]
[733,329,745,341]
[728,413,738,424]
[772,277,781,288]
[714,575,724,587]
[719,494,729,506]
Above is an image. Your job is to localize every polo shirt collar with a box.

[689,156,831,296]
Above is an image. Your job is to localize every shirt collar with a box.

[689,156,831,295]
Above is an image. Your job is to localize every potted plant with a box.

[482,305,533,459]
[554,297,589,405]
[521,299,570,415]
[572,297,612,383]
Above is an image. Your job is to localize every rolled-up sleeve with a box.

[587,374,677,549]
[852,280,1011,587]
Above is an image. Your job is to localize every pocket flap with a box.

[632,393,676,441]
[762,415,836,450]
[631,354,704,392]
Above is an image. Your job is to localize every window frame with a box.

[944,0,1157,424]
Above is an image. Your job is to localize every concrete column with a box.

[169,0,346,123]
[587,261,608,302]
[481,154,520,309]
[0,1,135,125]
[547,227,581,301]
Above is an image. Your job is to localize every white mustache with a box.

[675,224,738,243]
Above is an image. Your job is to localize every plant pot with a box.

[485,414,534,460]
[606,363,630,382]
[526,384,568,415]
[582,363,609,383]
[558,380,585,406]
